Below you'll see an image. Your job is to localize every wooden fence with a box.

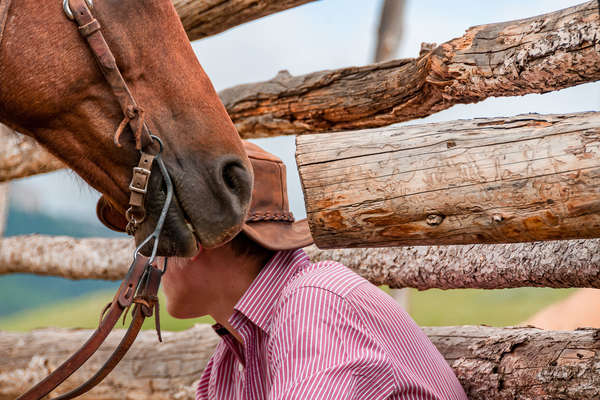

[1,1,600,399]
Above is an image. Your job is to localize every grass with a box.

[0,289,213,332]
[0,286,576,331]
[407,287,576,326]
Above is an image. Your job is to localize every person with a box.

[99,142,468,400]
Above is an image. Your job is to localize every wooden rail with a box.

[223,1,600,138]
[298,112,600,247]
[173,0,316,42]
[2,325,599,400]
[3,235,600,290]
[3,1,600,182]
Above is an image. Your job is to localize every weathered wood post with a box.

[297,112,600,248]
[373,0,409,309]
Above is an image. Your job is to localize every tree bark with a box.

[221,0,600,138]
[428,326,600,400]
[306,240,600,290]
[7,1,600,179]
[2,325,600,400]
[173,0,316,42]
[3,235,600,290]
[373,0,409,309]
[0,235,134,280]
[0,325,219,400]
[0,125,64,183]
[297,112,600,247]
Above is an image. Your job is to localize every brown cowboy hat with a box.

[97,141,313,251]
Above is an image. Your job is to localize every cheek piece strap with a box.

[17,0,176,398]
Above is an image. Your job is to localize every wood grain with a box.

[3,326,600,400]
[3,235,600,290]
[222,1,600,138]
[6,2,600,179]
[0,325,219,400]
[0,125,64,183]
[297,112,600,247]
[173,0,316,42]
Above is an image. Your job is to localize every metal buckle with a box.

[63,0,94,21]
[132,136,172,265]
[129,167,151,194]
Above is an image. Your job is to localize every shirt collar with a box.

[229,248,309,334]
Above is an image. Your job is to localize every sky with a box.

[8,0,600,228]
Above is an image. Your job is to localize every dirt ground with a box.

[526,288,600,330]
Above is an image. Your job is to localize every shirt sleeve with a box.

[267,286,395,400]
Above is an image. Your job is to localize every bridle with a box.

[17,0,175,399]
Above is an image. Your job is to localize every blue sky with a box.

[9,0,599,226]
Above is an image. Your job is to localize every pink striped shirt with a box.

[197,249,467,400]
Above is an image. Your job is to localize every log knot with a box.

[426,214,445,226]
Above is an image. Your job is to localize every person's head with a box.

[97,141,313,320]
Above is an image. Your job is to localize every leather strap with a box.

[51,266,163,400]
[16,256,149,400]
[18,2,167,398]
[126,151,155,234]
[70,0,152,150]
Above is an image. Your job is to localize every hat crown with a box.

[244,142,292,223]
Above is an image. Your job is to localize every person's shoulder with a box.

[283,259,367,299]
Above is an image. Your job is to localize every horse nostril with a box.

[221,160,250,199]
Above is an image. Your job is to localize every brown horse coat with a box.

[0,0,252,255]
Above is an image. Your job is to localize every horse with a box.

[0,0,253,257]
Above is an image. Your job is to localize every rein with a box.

[18,1,173,399]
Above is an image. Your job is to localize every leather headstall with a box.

[17,1,173,399]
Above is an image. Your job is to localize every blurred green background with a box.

[0,285,574,332]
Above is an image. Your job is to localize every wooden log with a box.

[374,0,405,62]
[222,1,600,138]
[373,0,409,309]
[0,235,134,280]
[297,112,600,247]
[0,325,219,400]
[0,125,64,183]
[2,325,600,400]
[306,240,600,290]
[429,326,600,400]
[3,235,600,290]
[173,0,316,42]
[9,1,600,179]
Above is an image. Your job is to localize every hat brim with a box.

[242,219,313,251]
[97,196,314,251]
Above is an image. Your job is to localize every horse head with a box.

[0,0,253,256]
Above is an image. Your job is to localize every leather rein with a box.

[18,0,173,399]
